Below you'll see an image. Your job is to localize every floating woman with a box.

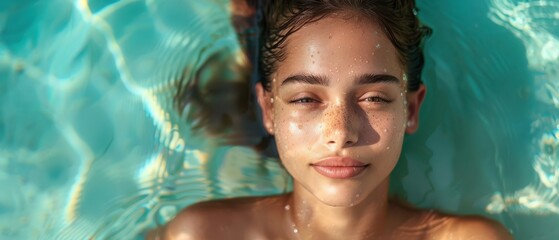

[148,0,512,239]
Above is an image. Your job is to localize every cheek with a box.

[366,107,407,148]
[273,105,318,153]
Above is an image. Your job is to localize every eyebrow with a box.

[357,73,400,85]
[280,73,400,87]
[281,74,329,87]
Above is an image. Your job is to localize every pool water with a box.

[0,0,558,239]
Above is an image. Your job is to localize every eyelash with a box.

[289,96,391,104]
[363,96,391,103]
[290,97,318,104]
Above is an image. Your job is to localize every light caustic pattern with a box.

[2,0,559,239]
[487,0,559,215]
[0,0,286,239]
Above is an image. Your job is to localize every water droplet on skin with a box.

[383,129,387,133]
[371,52,375,56]
[383,68,387,73]
[306,223,311,228]
[285,205,290,211]
[270,98,274,103]
[294,228,299,233]
[376,43,381,49]
[355,194,360,198]
[365,60,369,63]
[387,146,391,150]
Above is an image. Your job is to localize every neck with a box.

[283,179,391,239]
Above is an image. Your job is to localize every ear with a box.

[405,84,426,134]
[255,82,275,135]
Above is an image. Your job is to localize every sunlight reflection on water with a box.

[0,0,558,239]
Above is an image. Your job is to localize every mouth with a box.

[310,157,369,179]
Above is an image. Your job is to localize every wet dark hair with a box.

[259,0,430,92]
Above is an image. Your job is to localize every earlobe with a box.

[255,83,275,135]
[405,85,426,134]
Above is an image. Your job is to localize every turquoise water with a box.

[0,0,558,239]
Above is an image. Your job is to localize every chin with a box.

[309,183,373,207]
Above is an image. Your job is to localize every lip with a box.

[310,157,369,179]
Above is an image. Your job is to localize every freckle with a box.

[312,61,315,64]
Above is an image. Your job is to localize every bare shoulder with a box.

[146,195,285,240]
[418,212,512,240]
[445,215,513,240]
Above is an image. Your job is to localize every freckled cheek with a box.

[273,107,320,150]
[366,110,406,146]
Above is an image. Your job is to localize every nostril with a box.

[344,139,357,146]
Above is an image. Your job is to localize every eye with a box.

[363,96,391,103]
[290,97,318,104]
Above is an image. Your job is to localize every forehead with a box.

[274,15,402,84]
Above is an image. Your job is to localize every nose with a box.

[322,103,360,149]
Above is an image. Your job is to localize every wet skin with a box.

[147,14,512,240]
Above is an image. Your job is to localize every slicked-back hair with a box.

[259,0,430,92]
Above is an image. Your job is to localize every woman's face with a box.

[256,15,425,206]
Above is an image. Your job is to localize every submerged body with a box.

[151,194,509,240]
[148,1,512,239]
